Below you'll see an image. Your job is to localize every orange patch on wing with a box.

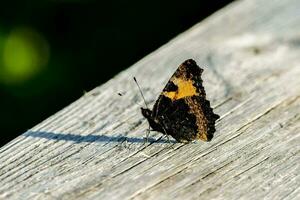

[198,133,208,141]
[163,78,198,100]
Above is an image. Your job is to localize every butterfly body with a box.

[141,59,219,143]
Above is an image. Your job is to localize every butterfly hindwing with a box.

[152,95,202,143]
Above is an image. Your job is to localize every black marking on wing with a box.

[153,95,199,142]
[163,81,178,92]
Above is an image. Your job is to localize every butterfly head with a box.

[141,107,165,133]
[141,107,152,119]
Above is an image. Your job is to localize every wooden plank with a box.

[1,0,300,199]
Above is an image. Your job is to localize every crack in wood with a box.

[233,156,270,178]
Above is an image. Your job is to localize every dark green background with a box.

[0,0,232,146]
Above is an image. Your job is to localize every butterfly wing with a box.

[151,59,219,142]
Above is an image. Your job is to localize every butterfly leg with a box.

[165,134,171,144]
[160,125,174,147]
[143,124,151,144]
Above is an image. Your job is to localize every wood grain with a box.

[1,0,300,199]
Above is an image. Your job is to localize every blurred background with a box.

[0,0,233,146]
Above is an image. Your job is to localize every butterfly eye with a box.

[141,108,152,118]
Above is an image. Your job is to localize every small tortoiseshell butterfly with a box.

[140,59,219,143]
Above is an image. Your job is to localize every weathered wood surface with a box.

[1,0,300,199]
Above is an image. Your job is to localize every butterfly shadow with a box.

[23,131,173,144]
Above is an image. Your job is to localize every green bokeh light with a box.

[0,27,50,84]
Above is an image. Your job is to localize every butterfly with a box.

[140,59,219,143]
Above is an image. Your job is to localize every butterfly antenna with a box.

[133,77,149,109]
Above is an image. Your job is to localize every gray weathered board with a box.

[1,0,300,199]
